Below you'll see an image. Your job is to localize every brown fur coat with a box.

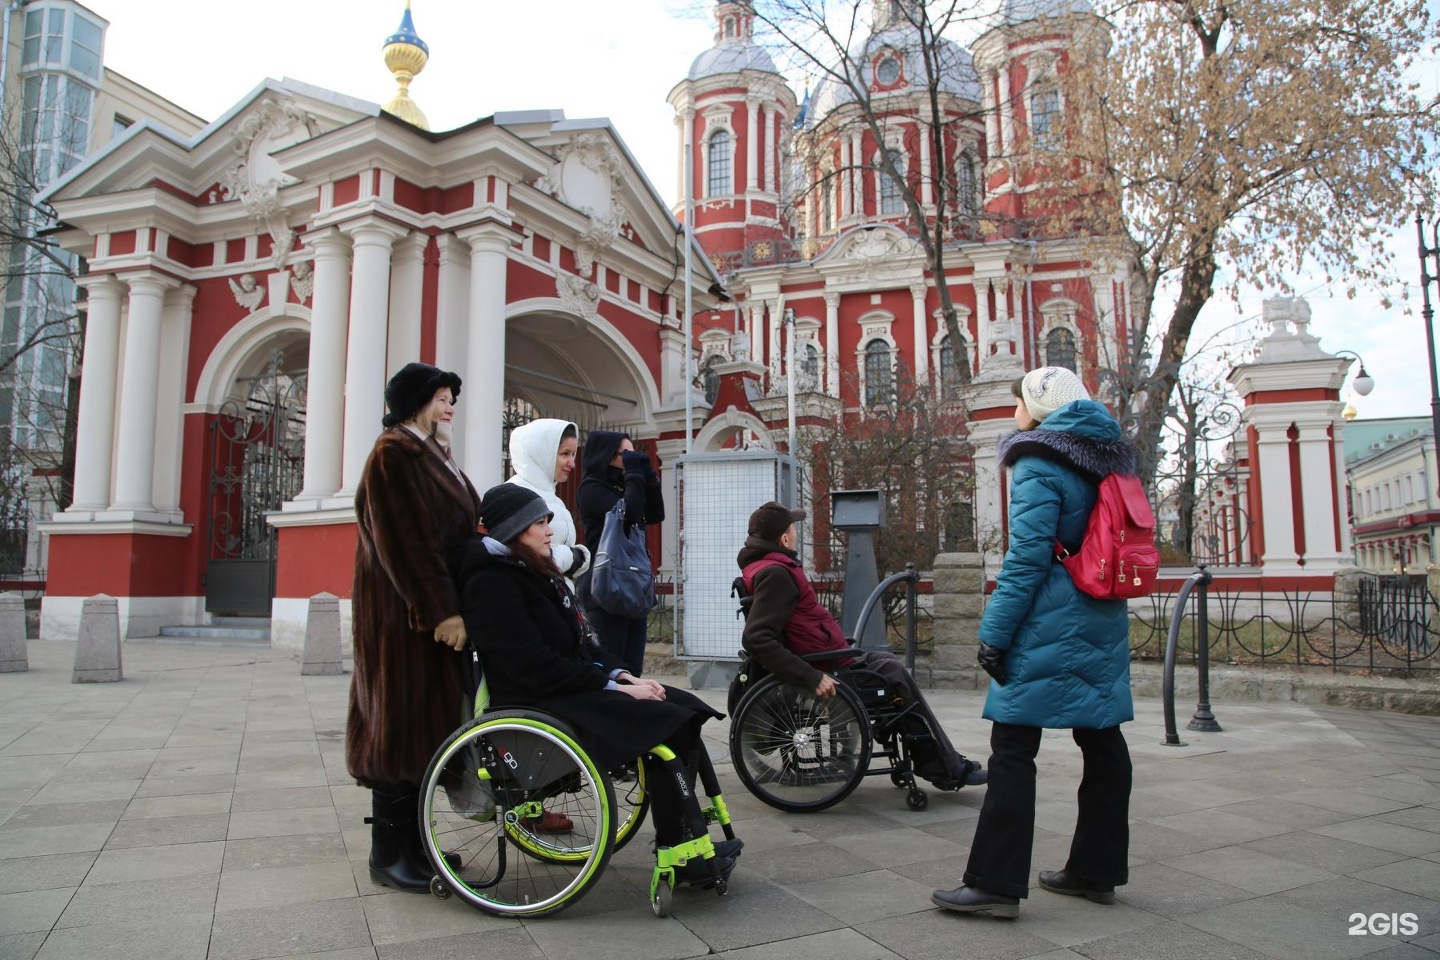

[346,426,481,787]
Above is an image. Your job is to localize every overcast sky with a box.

[84,0,1437,425]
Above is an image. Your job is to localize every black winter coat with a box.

[454,538,720,770]
[575,431,664,561]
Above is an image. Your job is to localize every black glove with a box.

[620,450,651,475]
[977,643,1007,685]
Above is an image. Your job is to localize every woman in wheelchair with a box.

[454,483,741,889]
[738,502,985,791]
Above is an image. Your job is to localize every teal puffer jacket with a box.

[979,399,1137,730]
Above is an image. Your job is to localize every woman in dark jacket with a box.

[455,483,739,885]
[348,362,481,893]
[575,430,664,675]
[934,367,1135,919]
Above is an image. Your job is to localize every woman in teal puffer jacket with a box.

[933,367,1136,920]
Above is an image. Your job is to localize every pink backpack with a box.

[1055,473,1160,600]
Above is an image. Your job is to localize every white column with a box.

[1298,419,1346,569]
[839,137,851,219]
[459,224,514,488]
[673,113,685,208]
[386,232,428,378]
[998,68,1015,155]
[746,97,759,192]
[824,292,840,396]
[340,220,406,496]
[111,273,174,510]
[299,229,351,501]
[769,297,785,383]
[151,284,196,516]
[749,303,765,369]
[984,71,1001,152]
[849,131,863,217]
[1255,431,1300,568]
[919,122,933,208]
[434,234,472,467]
[910,284,929,382]
[70,277,124,511]
[763,101,776,193]
[974,276,993,367]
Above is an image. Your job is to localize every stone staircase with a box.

[147,617,272,647]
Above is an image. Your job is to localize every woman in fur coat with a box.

[505,418,590,585]
[454,483,740,886]
[347,362,481,893]
[933,367,1135,920]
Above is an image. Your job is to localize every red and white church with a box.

[36,0,1353,645]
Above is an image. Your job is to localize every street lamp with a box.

[1415,211,1440,494]
[1332,349,1375,397]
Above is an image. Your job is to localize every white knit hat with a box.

[1021,367,1090,422]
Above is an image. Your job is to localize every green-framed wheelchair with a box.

[417,649,738,918]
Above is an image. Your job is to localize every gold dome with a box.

[382,2,430,130]
[1343,393,1358,421]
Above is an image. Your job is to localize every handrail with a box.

[1162,565,1220,746]
[852,564,921,670]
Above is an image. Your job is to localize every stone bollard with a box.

[0,592,26,673]
[73,594,122,683]
[301,592,344,676]
[929,552,987,689]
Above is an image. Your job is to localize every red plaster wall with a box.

[274,523,359,599]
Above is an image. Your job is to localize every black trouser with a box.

[641,718,706,846]
[963,722,1131,899]
[850,650,970,775]
[586,605,648,676]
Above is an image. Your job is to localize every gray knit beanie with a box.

[1020,367,1090,422]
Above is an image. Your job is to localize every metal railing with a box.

[851,564,921,672]
[1162,567,1223,746]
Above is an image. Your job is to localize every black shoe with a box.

[366,787,430,892]
[921,759,987,791]
[673,854,736,888]
[930,885,1020,918]
[713,837,744,859]
[1038,868,1115,905]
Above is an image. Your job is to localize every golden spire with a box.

[1343,391,1358,421]
[382,1,430,130]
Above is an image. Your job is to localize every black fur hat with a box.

[383,362,462,428]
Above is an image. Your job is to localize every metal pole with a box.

[1417,212,1440,496]
[683,142,694,456]
[1188,566,1221,732]
[785,308,796,455]
[1162,572,1204,746]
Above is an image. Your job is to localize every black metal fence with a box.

[1129,572,1439,673]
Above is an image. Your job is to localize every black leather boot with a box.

[366,785,431,892]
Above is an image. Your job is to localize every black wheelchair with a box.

[725,577,938,813]
[418,649,738,918]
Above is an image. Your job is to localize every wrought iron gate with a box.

[205,352,306,616]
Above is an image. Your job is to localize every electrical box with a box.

[831,489,884,531]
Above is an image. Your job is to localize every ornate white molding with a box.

[228,273,265,311]
[544,133,628,278]
[557,272,602,319]
[288,260,314,303]
[218,97,320,271]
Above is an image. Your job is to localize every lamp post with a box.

[1415,212,1440,494]
[1332,349,1375,399]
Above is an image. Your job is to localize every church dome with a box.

[687,41,780,80]
[1001,0,1094,24]
[807,26,978,126]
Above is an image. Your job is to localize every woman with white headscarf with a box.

[505,418,590,585]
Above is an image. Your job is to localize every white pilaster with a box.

[435,234,471,468]
[824,292,840,396]
[459,223,515,488]
[69,277,124,511]
[749,303,765,369]
[340,220,407,496]
[1254,432,1300,569]
[919,122,933,208]
[910,284,928,381]
[151,284,196,516]
[762,101,775,193]
[998,67,1015,155]
[299,229,351,501]
[111,273,175,511]
[769,296,785,383]
[386,232,428,379]
[974,277,993,365]
[1298,417,1347,570]
[984,70,1001,152]
[746,97,759,192]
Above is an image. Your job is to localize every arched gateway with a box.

[37,81,720,645]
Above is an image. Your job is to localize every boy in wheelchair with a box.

[737,502,986,791]
[455,484,740,888]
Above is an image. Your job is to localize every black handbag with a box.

[589,499,657,618]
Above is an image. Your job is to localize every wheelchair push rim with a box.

[419,714,615,917]
[729,677,871,813]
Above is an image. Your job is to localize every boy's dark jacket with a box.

[736,536,848,690]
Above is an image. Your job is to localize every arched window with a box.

[799,342,820,391]
[939,335,959,388]
[702,355,723,405]
[879,148,904,216]
[1031,88,1062,150]
[820,172,835,232]
[864,340,892,407]
[707,129,732,197]
[1046,327,1077,372]
[724,16,736,37]
[957,150,979,217]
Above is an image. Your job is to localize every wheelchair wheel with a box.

[729,677,871,813]
[612,761,649,853]
[419,710,615,917]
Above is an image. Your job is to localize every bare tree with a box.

[746,0,998,382]
[1057,0,1440,481]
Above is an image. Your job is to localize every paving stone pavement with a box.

[1,638,1438,960]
